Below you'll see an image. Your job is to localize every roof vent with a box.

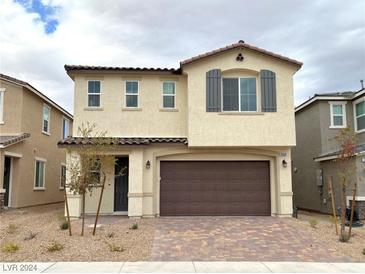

[238,40,245,43]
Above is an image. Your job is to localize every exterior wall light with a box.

[146,160,151,169]
[282,159,288,168]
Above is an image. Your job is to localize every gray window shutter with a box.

[206,69,222,112]
[260,70,277,112]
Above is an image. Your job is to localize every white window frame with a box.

[221,77,258,112]
[329,101,347,129]
[62,117,70,139]
[87,80,102,108]
[162,81,176,109]
[42,104,51,135]
[125,80,139,108]
[354,97,365,133]
[34,157,46,190]
[0,88,5,124]
[60,163,66,190]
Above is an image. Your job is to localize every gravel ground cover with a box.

[0,203,155,262]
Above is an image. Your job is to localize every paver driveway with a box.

[150,217,351,262]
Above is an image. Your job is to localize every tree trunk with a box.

[348,183,357,239]
[81,192,86,236]
[93,173,106,236]
[64,189,72,236]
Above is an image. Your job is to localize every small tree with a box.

[66,122,108,236]
[335,128,357,241]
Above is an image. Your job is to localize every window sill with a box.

[329,126,347,129]
[355,129,365,134]
[33,187,45,191]
[159,108,179,112]
[42,131,50,136]
[218,112,264,116]
[59,187,65,190]
[84,107,104,111]
[122,107,142,111]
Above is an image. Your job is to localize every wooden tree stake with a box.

[328,176,339,235]
[348,182,357,239]
[64,189,72,236]
[93,172,106,236]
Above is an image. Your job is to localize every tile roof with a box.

[64,65,182,74]
[180,40,303,67]
[314,144,365,161]
[0,133,31,147]
[58,137,188,146]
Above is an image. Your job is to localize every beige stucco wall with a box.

[1,84,73,208]
[183,48,298,147]
[72,74,188,137]
[67,145,293,218]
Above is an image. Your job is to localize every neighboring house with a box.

[58,40,302,218]
[0,74,73,208]
[292,89,365,217]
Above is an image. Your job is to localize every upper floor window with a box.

[329,102,346,128]
[222,77,257,112]
[34,158,46,189]
[62,118,70,139]
[88,80,101,107]
[125,81,139,108]
[163,82,176,108]
[42,105,50,134]
[0,88,4,123]
[355,98,365,133]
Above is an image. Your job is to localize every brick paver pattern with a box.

[150,217,351,262]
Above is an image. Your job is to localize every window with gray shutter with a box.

[223,78,239,111]
[260,70,277,112]
[206,69,222,112]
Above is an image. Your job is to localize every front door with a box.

[114,157,129,212]
[3,157,11,207]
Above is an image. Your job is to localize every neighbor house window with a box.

[222,77,257,112]
[0,88,4,123]
[34,159,46,189]
[163,82,176,108]
[88,80,101,107]
[62,118,70,139]
[42,105,50,134]
[60,164,66,189]
[125,81,139,107]
[355,99,365,132]
[329,102,346,128]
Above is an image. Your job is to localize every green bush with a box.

[308,218,318,229]
[2,243,19,253]
[362,248,365,255]
[47,241,63,252]
[59,221,69,230]
[130,223,138,230]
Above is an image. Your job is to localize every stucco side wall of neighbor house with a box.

[0,80,24,135]
[66,145,293,218]
[183,48,298,147]
[5,88,72,208]
[72,74,188,137]
[292,102,322,211]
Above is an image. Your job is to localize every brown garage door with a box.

[160,161,270,216]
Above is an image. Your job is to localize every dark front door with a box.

[114,157,129,212]
[3,157,11,207]
[160,161,271,216]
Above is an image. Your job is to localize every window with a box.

[88,80,101,107]
[42,105,50,134]
[125,81,139,107]
[355,99,365,132]
[34,159,46,189]
[222,77,257,112]
[62,118,70,139]
[60,164,66,189]
[329,102,346,128]
[0,88,4,123]
[90,159,101,185]
[163,82,176,108]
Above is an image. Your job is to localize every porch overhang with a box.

[314,144,365,162]
[0,133,31,149]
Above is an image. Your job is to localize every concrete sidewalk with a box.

[1,262,365,273]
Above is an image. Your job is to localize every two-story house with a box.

[59,41,302,218]
[292,88,365,217]
[0,74,73,209]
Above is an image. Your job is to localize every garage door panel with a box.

[160,161,270,216]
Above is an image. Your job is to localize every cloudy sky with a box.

[1,0,364,113]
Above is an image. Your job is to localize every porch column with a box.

[277,148,293,217]
[65,150,82,218]
[0,150,5,210]
[128,148,144,217]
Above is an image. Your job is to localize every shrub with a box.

[2,243,19,253]
[362,248,365,255]
[47,241,64,252]
[130,223,138,230]
[309,218,318,229]
[59,221,69,230]
[107,242,124,252]
[24,231,37,241]
[106,232,115,238]
[7,223,17,234]
[339,233,349,243]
